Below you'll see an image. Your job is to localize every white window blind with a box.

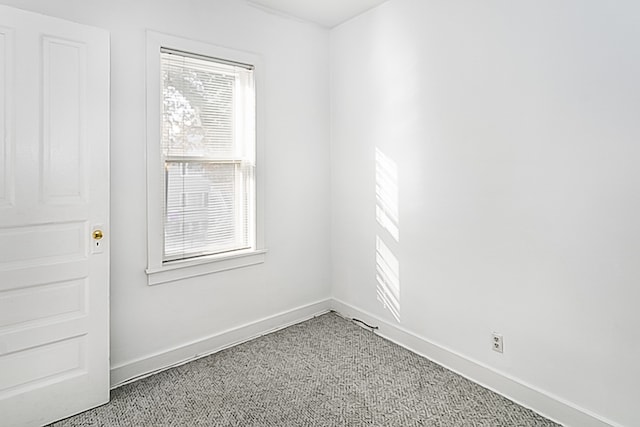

[161,48,256,262]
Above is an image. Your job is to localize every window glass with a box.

[161,50,256,262]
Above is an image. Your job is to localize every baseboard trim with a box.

[109,297,619,427]
[110,298,332,388]
[330,298,619,427]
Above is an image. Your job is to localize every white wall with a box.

[0,0,331,377]
[3,0,638,424]
[331,1,640,426]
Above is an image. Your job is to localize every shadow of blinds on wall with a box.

[375,148,400,322]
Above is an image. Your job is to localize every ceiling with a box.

[247,0,388,28]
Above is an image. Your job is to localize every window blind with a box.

[161,50,256,262]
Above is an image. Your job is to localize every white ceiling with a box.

[247,0,388,28]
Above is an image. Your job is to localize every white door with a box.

[0,6,110,426]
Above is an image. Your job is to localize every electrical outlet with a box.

[492,333,503,353]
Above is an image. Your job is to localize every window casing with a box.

[146,32,265,285]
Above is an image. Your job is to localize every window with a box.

[161,49,255,261]
[146,32,265,285]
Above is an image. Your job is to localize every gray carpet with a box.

[51,312,560,426]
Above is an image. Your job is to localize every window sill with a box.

[145,249,267,286]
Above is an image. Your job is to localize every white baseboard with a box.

[110,298,332,388]
[330,298,619,427]
[109,297,619,427]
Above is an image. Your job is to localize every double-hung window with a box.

[146,32,265,285]
[162,49,255,261]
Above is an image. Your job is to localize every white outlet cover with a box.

[492,333,504,353]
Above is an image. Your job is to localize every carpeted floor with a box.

[51,312,560,426]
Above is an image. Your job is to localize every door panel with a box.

[42,37,86,203]
[0,26,14,209]
[0,279,85,328]
[0,5,109,426]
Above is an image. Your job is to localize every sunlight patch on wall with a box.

[375,148,399,242]
[375,148,400,322]
[375,235,400,322]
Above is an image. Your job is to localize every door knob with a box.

[92,230,104,240]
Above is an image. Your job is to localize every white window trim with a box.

[145,31,266,286]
